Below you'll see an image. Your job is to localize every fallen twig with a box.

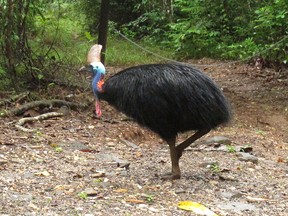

[15,112,64,132]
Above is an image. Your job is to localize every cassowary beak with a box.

[78,65,90,72]
[78,65,92,78]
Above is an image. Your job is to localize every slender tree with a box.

[98,0,110,64]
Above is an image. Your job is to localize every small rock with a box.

[28,202,39,210]
[200,161,219,168]
[175,189,186,194]
[95,153,129,164]
[107,142,116,147]
[60,141,88,151]
[136,184,143,190]
[0,159,8,164]
[117,162,130,170]
[84,188,98,196]
[11,193,33,201]
[239,146,253,153]
[218,174,238,181]
[121,139,140,149]
[138,203,148,209]
[34,170,50,177]
[217,201,258,212]
[247,167,255,172]
[91,173,105,178]
[205,136,232,145]
[220,191,243,200]
[91,171,106,178]
[148,207,159,213]
[237,152,258,164]
[162,181,172,188]
[103,178,109,183]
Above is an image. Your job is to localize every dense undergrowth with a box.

[0,0,287,91]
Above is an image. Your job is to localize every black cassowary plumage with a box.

[99,63,230,140]
[88,45,231,179]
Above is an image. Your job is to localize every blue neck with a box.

[91,62,106,99]
[92,72,102,98]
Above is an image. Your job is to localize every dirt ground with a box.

[0,61,287,216]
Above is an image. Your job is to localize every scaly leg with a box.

[166,136,181,179]
[176,128,211,159]
[164,129,210,179]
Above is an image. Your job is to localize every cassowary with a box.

[87,44,231,179]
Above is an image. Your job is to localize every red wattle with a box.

[95,101,102,118]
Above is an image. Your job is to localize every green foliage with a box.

[54,147,63,153]
[74,0,100,33]
[77,191,88,199]
[0,0,95,90]
[221,38,260,60]
[227,145,237,153]
[105,37,172,66]
[93,178,103,183]
[252,0,288,63]
[1,0,287,91]
[31,2,88,61]
[167,0,260,59]
[99,0,287,63]
[171,0,287,62]
[210,163,221,173]
[256,129,266,136]
[145,194,154,203]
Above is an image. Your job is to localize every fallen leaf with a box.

[28,202,39,210]
[246,196,269,202]
[34,170,50,177]
[277,157,285,163]
[91,172,105,178]
[30,145,43,149]
[126,199,145,204]
[178,201,219,216]
[54,185,70,190]
[135,152,142,157]
[80,149,97,153]
[49,143,59,148]
[114,188,128,193]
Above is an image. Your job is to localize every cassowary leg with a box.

[166,136,181,179]
[176,128,211,159]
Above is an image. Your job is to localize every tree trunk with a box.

[4,0,18,90]
[98,0,110,64]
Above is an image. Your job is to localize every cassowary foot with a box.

[161,172,181,180]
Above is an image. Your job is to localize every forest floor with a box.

[0,60,288,216]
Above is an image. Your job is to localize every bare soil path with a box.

[0,61,287,216]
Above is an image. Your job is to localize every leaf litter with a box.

[0,61,288,215]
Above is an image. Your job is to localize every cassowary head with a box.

[87,44,106,118]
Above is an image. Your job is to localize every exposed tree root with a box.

[2,99,87,117]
